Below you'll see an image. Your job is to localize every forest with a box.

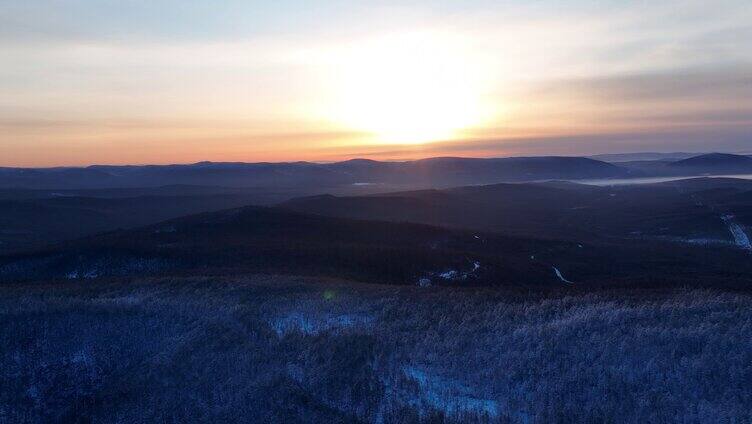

[2,276,751,423]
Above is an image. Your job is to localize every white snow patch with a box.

[400,366,500,419]
[721,214,752,251]
[271,312,373,336]
[65,269,99,279]
[438,270,459,279]
[94,294,144,306]
[430,261,482,283]
[632,234,733,247]
[680,238,731,246]
[553,266,575,284]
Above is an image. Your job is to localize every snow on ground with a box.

[93,294,145,306]
[470,261,481,272]
[271,312,373,336]
[398,366,501,419]
[438,270,459,279]
[66,270,98,279]
[553,266,575,284]
[633,234,734,248]
[62,257,171,280]
[420,261,482,286]
[417,278,432,287]
[721,214,752,251]
[679,237,733,246]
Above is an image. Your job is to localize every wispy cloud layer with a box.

[1,0,750,165]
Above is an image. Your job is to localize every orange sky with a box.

[1,1,751,167]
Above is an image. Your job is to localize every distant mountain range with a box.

[1,153,751,255]
[669,153,752,173]
[2,153,752,191]
[0,156,633,189]
[618,153,752,177]
[589,152,701,162]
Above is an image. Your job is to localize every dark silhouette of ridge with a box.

[0,156,632,189]
[669,153,752,173]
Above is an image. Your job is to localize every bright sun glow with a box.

[328,32,490,145]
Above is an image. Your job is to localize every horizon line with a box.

[1,150,738,169]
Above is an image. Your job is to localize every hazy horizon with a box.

[2,0,751,167]
[1,149,744,169]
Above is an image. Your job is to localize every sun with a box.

[328,32,489,145]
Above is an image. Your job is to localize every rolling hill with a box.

[281,179,742,244]
[619,153,752,177]
[0,206,552,285]
[2,204,751,288]
[668,153,752,174]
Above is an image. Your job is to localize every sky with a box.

[1,0,751,166]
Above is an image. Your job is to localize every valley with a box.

[3,153,752,423]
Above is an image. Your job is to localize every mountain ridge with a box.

[0,156,633,189]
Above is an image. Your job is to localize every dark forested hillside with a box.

[669,153,752,173]
[0,194,271,254]
[282,178,752,246]
[2,204,751,288]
